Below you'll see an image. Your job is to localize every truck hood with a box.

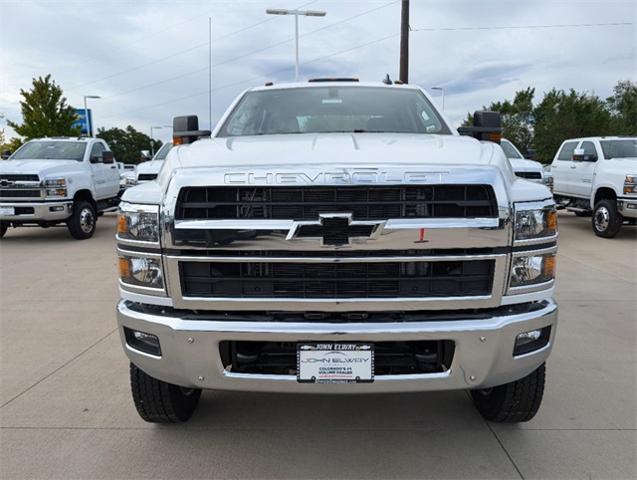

[173,133,499,169]
[136,160,164,174]
[508,158,543,172]
[0,159,80,178]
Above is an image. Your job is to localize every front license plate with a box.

[297,343,374,384]
[0,207,15,216]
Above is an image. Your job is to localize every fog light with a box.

[124,327,161,356]
[514,326,551,356]
[49,205,65,212]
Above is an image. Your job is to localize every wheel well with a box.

[594,187,616,205]
[73,189,96,208]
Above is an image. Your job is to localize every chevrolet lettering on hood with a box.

[224,170,445,185]
[116,80,558,424]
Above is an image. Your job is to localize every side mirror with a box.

[102,151,114,164]
[173,115,211,145]
[1,150,11,160]
[572,148,597,162]
[90,155,102,164]
[457,111,502,144]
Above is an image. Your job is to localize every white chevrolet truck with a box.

[136,142,173,183]
[116,80,558,423]
[0,137,120,239]
[550,136,637,237]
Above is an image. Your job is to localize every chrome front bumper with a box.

[617,198,637,219]
[0,201,72,222]
[117,299,558,393]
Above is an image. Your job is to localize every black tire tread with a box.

[67,200,96,240]
[471,364,545,423]
[592,199,622,238]
[130,363,201,423]
[0,222,7,239]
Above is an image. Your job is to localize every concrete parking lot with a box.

[0,212,635,479]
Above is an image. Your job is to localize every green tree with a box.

[7,74,80,139]
[462,87,536,156]
[606,80,637,135]
[97,125,161,165]
[533,89,611,163]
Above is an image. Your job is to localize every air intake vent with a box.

[0,174,39,182]
[180,259,494,299]
[138,173,158,181]
[175,185,498,220]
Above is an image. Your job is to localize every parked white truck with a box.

[550,136,637,237]
[136,142,173,183]
[116,80,558,423]
[0,137,120,239]
[500,138,553,191]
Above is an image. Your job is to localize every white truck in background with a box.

[500,138,553,191]
[0,137,120,239]
[136,142,173,183]
[550,137,637,238]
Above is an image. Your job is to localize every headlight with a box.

[44,178,67,197]
[624,175,637,194]
[46,188,67,197]
[44,178,66,187]
[125,177,138,186]
[118,255,163,288]
[117,203,159,243]
[515,206,557,241]
[510,253,556,288]
[542,176,554,192]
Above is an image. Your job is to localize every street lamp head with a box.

[84,95,101,99]
[266,8,326,16]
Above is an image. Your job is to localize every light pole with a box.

[431,87,445,112]
[266,8,326,81]
[83,95,100,137]
[150,125,172,156]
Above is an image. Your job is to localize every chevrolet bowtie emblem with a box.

[286,213,385,246]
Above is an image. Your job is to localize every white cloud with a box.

[0,0,634,141]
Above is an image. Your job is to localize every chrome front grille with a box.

[175,185,498,220]
[0,174,43,200]
[160,170,511,311]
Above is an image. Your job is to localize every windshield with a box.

[152,142,173,161]
[600,139,637,159]
[500,140,523,159]
[11,141,86,161]
[218,86,450,137]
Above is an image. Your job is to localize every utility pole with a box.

[399,0,410,84]
[208,16,212,131]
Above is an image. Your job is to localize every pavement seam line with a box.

[485,421,525,480]
[0,328,118,410]
[463,391,525,479]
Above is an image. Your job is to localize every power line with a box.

[410,21,634,32]
[67,0,318,92]
[100,0,399,101]
[101,31,400,121]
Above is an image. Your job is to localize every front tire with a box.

[67,200,96,239]
[130,363,202,423]
[592,199,622,238]
[0,222,7,238]
[471,364,545,423]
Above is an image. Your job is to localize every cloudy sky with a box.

[0,0,634,142]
